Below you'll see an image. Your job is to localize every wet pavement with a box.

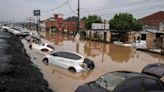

[23,31,164,92]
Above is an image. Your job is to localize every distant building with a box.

[140,11,164,31]
[44,14,85,34]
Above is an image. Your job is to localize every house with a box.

[140,11,164,31]
[45,14,85,34]
[85,30,112,43]
[143,29,164,49]
[110,31,140,43]
[85,23,111,43]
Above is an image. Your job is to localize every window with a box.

[54,52,81,60]
[47,45,54,49]
[52,53,57,56]
[41,43,45,46]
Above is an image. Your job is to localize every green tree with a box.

[109,13,143,32]
[84,15,102,29]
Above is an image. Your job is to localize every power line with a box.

[80,0,162,13]
[91,3,164,19]
[66,0,77,14]
[41,0,73,13]
[79,0,163,17]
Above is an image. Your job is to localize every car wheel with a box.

[68,67,76,73]
[4,29,7,32]
[43,58,49,65]
[41,49,49,53]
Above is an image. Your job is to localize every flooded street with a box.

[25,32,164,92]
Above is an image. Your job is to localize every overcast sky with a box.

[0,0,164,22]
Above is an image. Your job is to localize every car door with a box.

[50,53,61,66]
[57,55,70,69]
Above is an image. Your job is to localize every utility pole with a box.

[77,0,80,34]
[75,0,80,40]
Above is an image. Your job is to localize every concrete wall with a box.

[146,33,156,49]
[85,30,111,43]
[159,22,164,32]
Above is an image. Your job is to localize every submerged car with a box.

[9,27,22,35]
[142,63,164,79]
[75,63,164,92]
[75,71,164,92]
[2,25,10,31]
[43,51,95,72]
[32,41,55,53]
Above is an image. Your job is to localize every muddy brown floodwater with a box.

[25,32,164,92]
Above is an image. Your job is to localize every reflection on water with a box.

[50,64,93,80]
[45,31,134,63]
[35,31,164,92]
[84,41,134,62]
[45,32,74,45]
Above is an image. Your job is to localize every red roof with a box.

[140,11,164,27]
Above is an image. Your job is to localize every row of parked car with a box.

[0,25,95,73]
[26,33,95,73]
[1,25,31,37]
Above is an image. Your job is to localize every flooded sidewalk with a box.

[23,31,164,92]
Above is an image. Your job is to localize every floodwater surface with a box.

[25,31,164,92]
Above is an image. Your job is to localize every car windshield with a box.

[95,72,140,91]
[12,28,21,31]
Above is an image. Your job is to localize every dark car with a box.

[142,63,164,79]
[75,64,164,92]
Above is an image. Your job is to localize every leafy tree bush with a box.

[110,13,143,32]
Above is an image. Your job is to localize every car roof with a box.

[142,63,164,78]
[53,51,83,60]
[101,71,157,80]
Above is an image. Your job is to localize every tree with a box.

[84,15,102,29]
[65,16,78,21]
[109,13,143,32]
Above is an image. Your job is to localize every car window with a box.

[96,72,126,91]
[52,53,58,56]
[47,45,54,49]
[55,52,81,60]
[95,72,143,91]
[41,43,45,46]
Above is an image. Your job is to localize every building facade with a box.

[45,14,85,34]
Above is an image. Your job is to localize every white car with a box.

[9,28,22,35]
[43,51,95,72]
[32,41,55,53]
[2,25,10,31]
